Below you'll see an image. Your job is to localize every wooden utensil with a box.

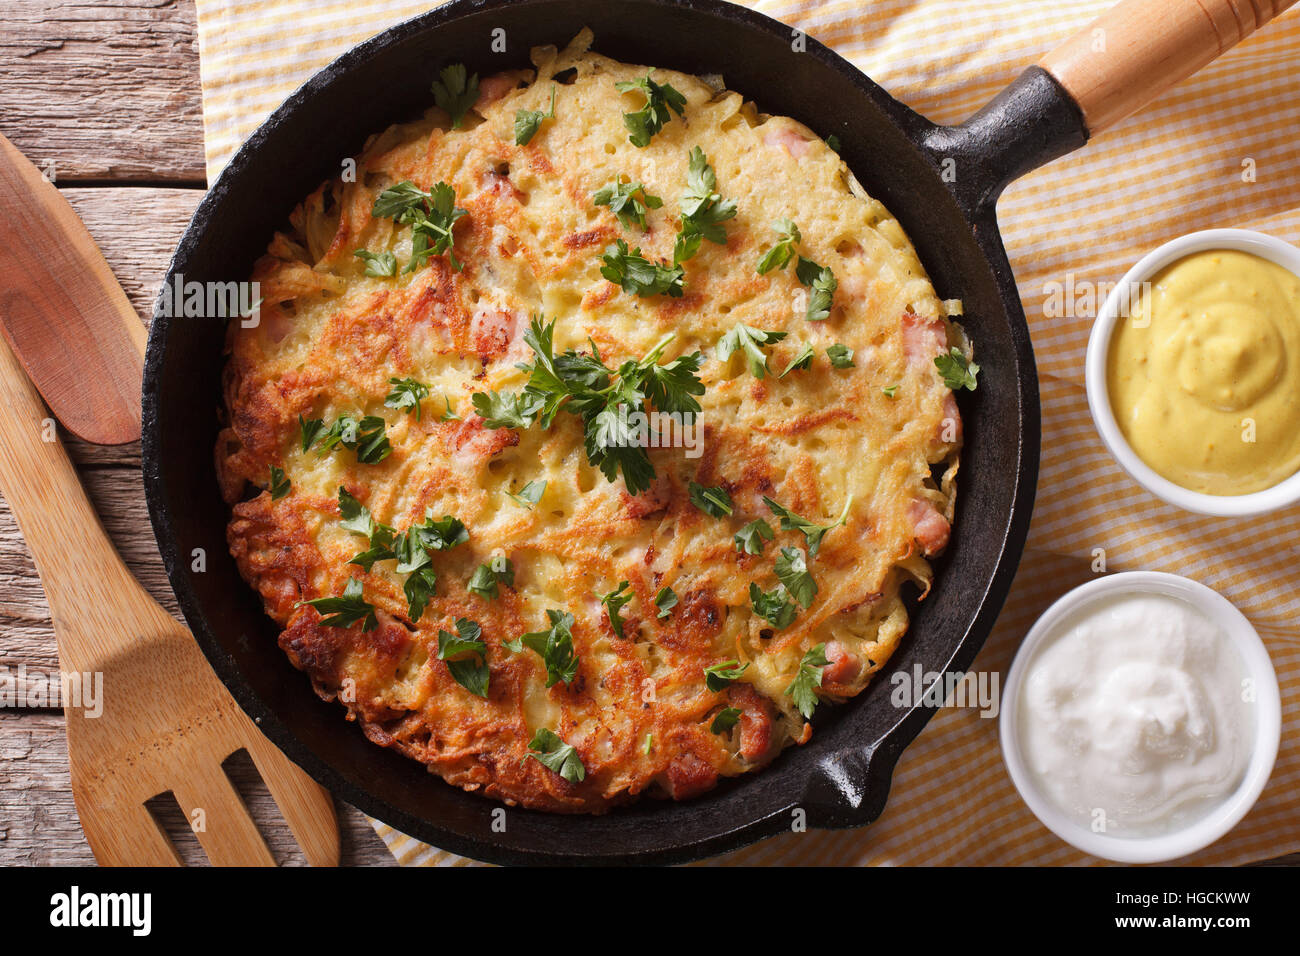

[0,131,145,445]
[0,322,339,865]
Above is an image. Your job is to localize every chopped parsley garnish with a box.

[734,518,774,555]
[508,609,579,687]
[474,317,704,495]
[337,487,375,536]
[882,384,899,398]
[756,218,801,274]
[524,727,585,783]
[710,707,742,734]
[269,465,290,500]
[437,394,461,421]
[935,347,979,391]
[468,556,514,600]
[716,323,787,379]
[404,568,439,622]
[385,377,429,419]
[827,343,855,369]
[673,146,736,264]
[749,582,797,630]
[825,134,841,153]
[600,239,685,298]
[505,479,547,509]
[755,219,837,320]
[654,586,678,619]
[435,617,489,697]
[643,733,653,755]
[704,659,749,692]
[298,578,376,631]
[353,249,397,277]
[599,580,634,639]
[763,494,852,559]
[616,71,686,147]
[371,180,468,272]
[303,414,391,465]
[593,177,663,231]
[431,63,479,129]
[775,546,818,609]
[785,643,830,719]
[778,342,815,378]
[514,85,557,145]
[689,481,733,518]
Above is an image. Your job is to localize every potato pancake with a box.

[216,30,970,812]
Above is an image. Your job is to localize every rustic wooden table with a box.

[0,0,395,865]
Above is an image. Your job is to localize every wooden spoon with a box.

[0,132,145,445]
[0,212,340,865]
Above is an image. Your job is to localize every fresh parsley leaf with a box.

[505,479,547,509]
[513,609,579,687]
[785,642,830,719]
[431,63,479,129]
[385,377,429,419]
[935,346,979,391]
[269,465,290,500]
[654,586,677,619]
[775,546,818,609]
[763,494,852,559]
[372,180,468,273]
[437,617,489,697]
[749,582,797,630]
[524,727,585,783]
[704,659,749,693]
[593,177,663,231]
[716,323,788,379]
[806,264,837,323]
[404,567,438,622]
[410,513,469,553]
[305,414,392,465]
[827,343,855,369]
[437,394,460,421]
[471,389,543,430]
[599,580,634,639]
[616,71,686,147]
[337,486,376,536]
[710,707,742,734]
[825,134,841,153]
[734,518,774,555]
[779,342,815,378]
[638,347,706,415]
[689,481,733,518]
[756,219,801,275]
[353,248,397,277]
[673,146,736,264]
[600,239,685,298]
[514,85,557,145]
[298,578,376,631]
[299,415,325,453]
[468,556,514,600]
[883,384,899,398]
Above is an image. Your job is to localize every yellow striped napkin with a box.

[194,0,1300,866]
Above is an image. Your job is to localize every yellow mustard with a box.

[1107,249,1300,495]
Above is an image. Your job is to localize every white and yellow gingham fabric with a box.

[194,0,1300,866]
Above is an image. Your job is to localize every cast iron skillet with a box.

[142,0,1286,864]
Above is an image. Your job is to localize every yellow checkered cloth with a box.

[194,0,1300,866]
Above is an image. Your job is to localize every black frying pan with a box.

[141,0,1287,864]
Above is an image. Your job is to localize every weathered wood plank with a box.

[0,0,206,183]
[0,711,395,865]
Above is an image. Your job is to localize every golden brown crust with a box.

[218,31,964,812]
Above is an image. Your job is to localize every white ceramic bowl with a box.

[999,571,1281,863]
[1085,228,1300,516]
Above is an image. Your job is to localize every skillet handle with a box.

[1040,0,1297,134]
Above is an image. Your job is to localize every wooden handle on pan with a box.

[1039,0,1297,134]
[0,333,156,674]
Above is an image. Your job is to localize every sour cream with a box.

[1018,591,1252,836]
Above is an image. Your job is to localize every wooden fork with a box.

[0,333,339,865]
